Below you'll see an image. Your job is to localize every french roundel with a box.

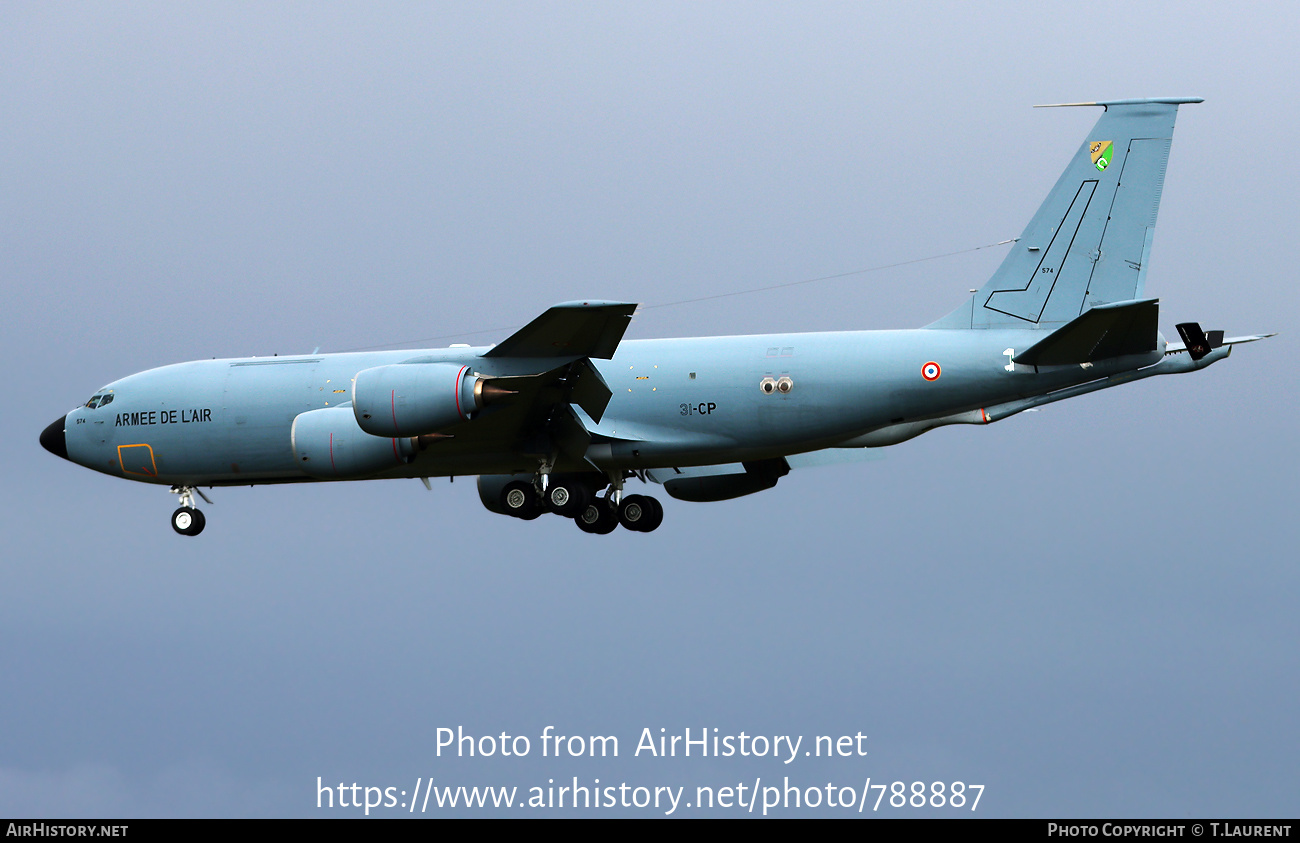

[921,361,941,381]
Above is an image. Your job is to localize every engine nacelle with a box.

[352,363,483,438]
[291,405,417,478]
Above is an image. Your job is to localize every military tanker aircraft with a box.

[40,98,1270,536]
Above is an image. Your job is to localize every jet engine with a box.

[291,405,416,478]
[352,363,503,438]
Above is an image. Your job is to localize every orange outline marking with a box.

[117,443,158,477]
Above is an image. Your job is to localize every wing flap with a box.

[566,358,613,423]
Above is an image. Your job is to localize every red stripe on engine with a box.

[455,365,469,418]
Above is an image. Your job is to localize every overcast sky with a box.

[3,2,1296,817]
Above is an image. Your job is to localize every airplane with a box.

[40,97,1271,536]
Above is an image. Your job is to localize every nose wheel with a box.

[172,506,206,536]
[170,485,212,536]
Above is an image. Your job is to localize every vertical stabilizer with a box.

[929,98,1201,330]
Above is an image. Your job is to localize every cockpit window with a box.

[84,391,114,409]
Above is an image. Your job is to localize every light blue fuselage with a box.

[61,327,1162,486]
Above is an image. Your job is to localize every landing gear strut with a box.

[170,485,211,536]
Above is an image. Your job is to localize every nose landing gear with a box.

[170,485,212,536]
[171,506,205,536]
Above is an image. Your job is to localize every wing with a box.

[417,301,637,473]
[483,300,637,360]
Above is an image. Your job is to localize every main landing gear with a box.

[573,493,662,534]
[170,485,212,536]
[495,474,664,534]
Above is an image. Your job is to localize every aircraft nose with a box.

[40,415,68,460]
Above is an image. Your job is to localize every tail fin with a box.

[929,98,1202,330]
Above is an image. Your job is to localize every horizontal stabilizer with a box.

[485,301,636,359]
[1014,298,1159,366]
